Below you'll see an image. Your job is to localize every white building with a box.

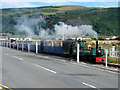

[103,36,118,40]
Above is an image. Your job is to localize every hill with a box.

[1,5,119,36]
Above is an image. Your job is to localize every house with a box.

[69,36,92,40]
[7,35,26,40]
[103,36,118,40]
[81,36,92,40]
[0,36,8,40]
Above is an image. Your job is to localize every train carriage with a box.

[27,40,42,52]
[43,40,63,55]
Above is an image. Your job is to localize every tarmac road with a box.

[0,46,119,89]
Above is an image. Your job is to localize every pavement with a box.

[0,46,119,89]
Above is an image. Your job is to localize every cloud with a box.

[1,2,41,9]
[68,0,119,2]
[0,0,119,9]
[1,0,67,3]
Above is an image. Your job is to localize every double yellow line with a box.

[0,84,12,90]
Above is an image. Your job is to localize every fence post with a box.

[77,44,80,63]
[105,49,108,68]
[36,41,38,54]
[28,44,30,52]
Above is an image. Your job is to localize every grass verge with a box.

[108,56,120,64]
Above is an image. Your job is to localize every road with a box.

[0,46,119,88]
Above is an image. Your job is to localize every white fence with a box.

[109,51,120,58]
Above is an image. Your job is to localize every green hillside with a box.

[1,5,119,36]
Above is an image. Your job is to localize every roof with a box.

[81,36,93,38]
[0,36,7,38]
[7,35,26,38]
[102,36,116,38]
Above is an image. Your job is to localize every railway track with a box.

[107,63,120,68]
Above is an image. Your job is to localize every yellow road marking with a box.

[0,84,9,88]
[0,84,12,90]
[0,87,2,89]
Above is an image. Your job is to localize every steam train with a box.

[0,39,107,63]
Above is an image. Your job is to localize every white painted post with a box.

[22,43,24,51]
[36,41,38,54]
[52,41,53,51]
[28,44,30,52]
[77,44,80,63]
[105,49,108,68]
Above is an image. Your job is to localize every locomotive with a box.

[0,39,107,63]
[62,40,106,63]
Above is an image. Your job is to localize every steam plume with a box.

[15,16,45,36]
[54,22,98,40]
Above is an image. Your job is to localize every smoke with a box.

[15,16,45,36]
[15,17,98,40]
[54,22,98,40]
[39,28,49,38]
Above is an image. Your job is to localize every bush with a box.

[91,37,96,40]
[112,43,117,46]
[98,36,105,40]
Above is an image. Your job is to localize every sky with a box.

[0,0,119,9]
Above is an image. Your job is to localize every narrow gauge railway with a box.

[0,39,107,63]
